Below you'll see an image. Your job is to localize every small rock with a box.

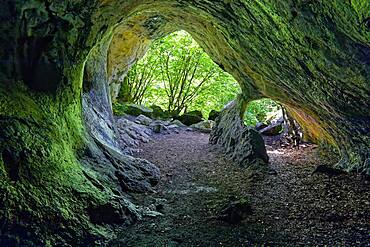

[190,120,215,133]
[218,198,252,224]
[135,114,153,126]
[171,119,186,127]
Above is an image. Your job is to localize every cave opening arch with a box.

[84,1,369,176]
[0,0,369,244]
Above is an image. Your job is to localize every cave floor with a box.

[111,130,370,246]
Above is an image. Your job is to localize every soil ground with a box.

[111,130,370,246]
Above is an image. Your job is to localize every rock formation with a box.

[210,96,269,167]
[0,0,369,244]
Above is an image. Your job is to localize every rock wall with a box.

[210,95,269,168]
[0,0,369,244]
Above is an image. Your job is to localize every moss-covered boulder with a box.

[209,110,221,121]
[191,120,215,133]
[122,103,153,117]
[150,105,171,120]
[176,114,203,126]
[186,110,204,119]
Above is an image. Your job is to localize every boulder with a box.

[150,105,170,119]
[190,120,215,133]
[177,114,203,126]
[186,110,204,119]
[116,118,152,147]
[259,118,284,136]
[123,103,153,117]
[210,95,269,168]
[149,120,169,133]
[171,119,186,127]
[135,114,153,126]
[208,110,220,121]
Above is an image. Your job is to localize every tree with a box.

[156,32,217,115]
[115,31,241,117]
[117,48,160,104]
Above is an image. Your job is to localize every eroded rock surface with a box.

[0,0,369,244]
[210,96,269,168]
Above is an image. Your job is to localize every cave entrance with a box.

[112,30,241,123]
[244,98,303,150]
[110,30,304,156]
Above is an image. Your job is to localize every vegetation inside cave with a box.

[0,1,369,246]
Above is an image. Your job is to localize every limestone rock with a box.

[150,105,170,119]
[116,118,152,147]
[171,119,187,127]
[210,96,269,168]
[259,118,284,136]
[149,120,170,133]
[1,0,369,244]
[123,103,153,117]
[190,120,215,133]
[255,122,268,131]
[135,114,153,126]
[186,110,203,119]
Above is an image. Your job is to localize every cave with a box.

[0,0,369,245]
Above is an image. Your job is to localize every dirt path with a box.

[112,130,370,246]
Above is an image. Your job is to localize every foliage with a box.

[244,99,281,126]
[112,101,129,116]
[115,31,280,123]
[117,47,160,104]
[155,32,218,114]
[116,31,240,117]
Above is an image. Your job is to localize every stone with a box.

[259,118,284,136]
[255,122,268,131]
[152,124,163,133]
[150,105,170,119]
[171,119,186,127]
[190,120,215,133]
[1,0,369,244]
[135,114,153,126]
[176,114,203,126]
[116,118,152,147]
[208,110,220,121]
[186,110,203,119]
[218,198,253,224]
[149,120,169,133]
[210,96,269,168]
[123,103,153,117]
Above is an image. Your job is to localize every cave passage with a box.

[110,129,370,246]
[0,0,369,245]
